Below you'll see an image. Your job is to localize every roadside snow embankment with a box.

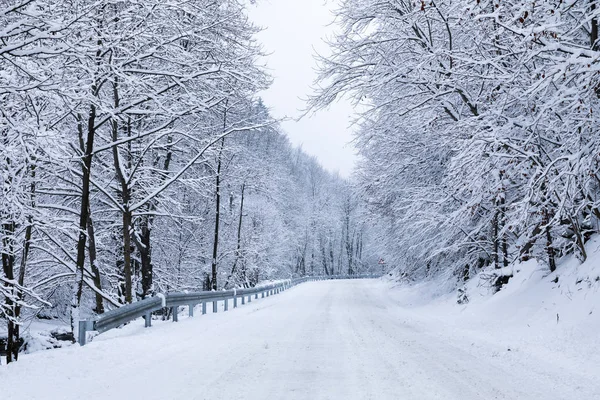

[385,237,600,381]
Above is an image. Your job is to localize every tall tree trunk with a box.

[592,1,598,50]
[111,77,133,303]
[211,137,226,290]
[492,209,500,269]
[122,210,133,303]
[543,208,557,272]
[71,106,98,338]
[519,222,542,261]
[74,103,97,307]
[345,223,354,275]
[137,135,172,299]
[329,237,335,275]
[138,221,153,299]
[73,32,103,332]
[501,235,509,268]
[321,238,329,276]
[338,230,344,275]
[2,221,17,363]
[86,207,104,314]
[8,163,38,361]
[225,183,246,289]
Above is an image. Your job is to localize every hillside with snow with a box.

[384,237,600,385]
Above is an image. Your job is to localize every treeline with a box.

[0,0,370,363]
[312,1,600,286]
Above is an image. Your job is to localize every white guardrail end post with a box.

[78,320,94,346]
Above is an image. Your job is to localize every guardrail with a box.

[78,274,377,345]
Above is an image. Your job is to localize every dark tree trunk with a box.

[203,273,211,291]
[86,208,104,314]
[210,137,226,291]
[75,102,98,307]
[74,29,104,308]
[570,217,588,262]
[225,183,245,289]
[329,238,335,275]
[321,237,329,276]
[2,221,17,363]
[501,235,509,268]
[519,222,542,261]
[346,229,354,275]
[138,222,153,299]
[592,1,599,50]
[8,163,37,361]
[137,135,171,299]
[543,209,557,272]
[121,210,133,303]
[110,77,133,303]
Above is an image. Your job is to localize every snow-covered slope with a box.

[384,236,600,385]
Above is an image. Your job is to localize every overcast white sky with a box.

[248,0,357,178]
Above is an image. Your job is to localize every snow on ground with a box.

[0,319,76,366]
[1,267,599,399]
[385,236,600,378]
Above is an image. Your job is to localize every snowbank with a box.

[382,236,600,378]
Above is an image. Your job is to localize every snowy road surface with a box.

[2,279,598,400]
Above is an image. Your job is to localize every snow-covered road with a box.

[2,279,598,399]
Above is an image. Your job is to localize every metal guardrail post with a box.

[145,312,152,327]
[189,304,194,317]
[234,289,238,308]
[172,306,179,322]
[213,301,217,313]
[202,302,207,315]
[224,298,228,311]
[78,320,95,346]
[248,294,252,303]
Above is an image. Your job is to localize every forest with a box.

[2,0,600,367]
[310,0,600,291]
[0,0,372,363]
